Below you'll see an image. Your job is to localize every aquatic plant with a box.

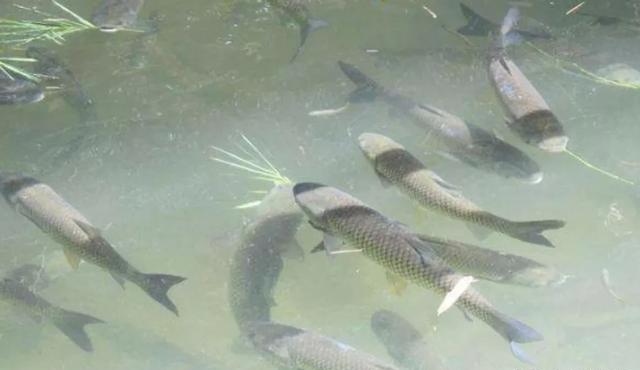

[0,56,39,81]
[211,135,291,209]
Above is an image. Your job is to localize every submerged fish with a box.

[370,310,445,370]
[0,73,44,105]
[488,8,568,153]
[228,184,304,332]
[245,321,399,370]
[0,278,103,352]
[457,3,552,40]
[91,0,145,32]
[337,61,542,184]
[293,183,543,362]
[26,46,96,121]
[267,0,328,62]
[414,235,565,287]
[0,173,186,315]
[357,133,564,247]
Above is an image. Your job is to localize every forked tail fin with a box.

[337,61,383,103]
[508,219,565,247]
[137,273,186,316]
[52,309,104,352]
[290,17,329,62]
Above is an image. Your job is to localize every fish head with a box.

[91,0,141,32]
[513,111,568,153]
[357,133,404,163]
[244,321,300,362]
[293,183,364,229]
[255,184,298,217]
[0,77,44,105]
[371,310,422,346]
[0,172,38,206]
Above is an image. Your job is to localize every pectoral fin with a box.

[385,271,408,296]
[374,169,393,188]
[73,219,101,239]
[63,247,82,270]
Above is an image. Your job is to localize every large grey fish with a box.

[293,183,543,362]
[371,310,446,370]
[245,321,400,370]
[0,73,44,105]
[358,132,564,247]
[0,278,103,352]
[0,173,186,315]
[228,184,304,332]
[457,3,552,40]
[267,0,328,62]
[26,47,96,122]
[337,61,543,184]
[414,235,566,287]
[91,0,145,32]
[488,8,568,153]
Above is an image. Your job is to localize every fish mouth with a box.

[524,171,544,185]
[292,182,326,197]
[538,136,568,153]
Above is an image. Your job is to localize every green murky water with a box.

[1,1,640,369]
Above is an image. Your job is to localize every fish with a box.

[0,73,44,105]
[413,235,566,287]
[293,182,543,362]
[3,264,50,292]
[370,310,446,370]
[488,8,568,153]
[228,184,304,332]
[245,321,400,370]
[337,61,543,184]
[0,278,103,352]
[25,47,96,122]
[457,3,552,40]
[357,132,565,247]
[91,0,145,32]
[0,173,186,315]
[266,0,328,62]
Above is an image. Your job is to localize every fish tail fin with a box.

[486,311,542,363]
[508,220,565,247]
[52,309,104,352]
[337,61,381,103]
[290,17,328,62]
[490,7,521,58]
[456,3,495,36]
[137,273,186,316]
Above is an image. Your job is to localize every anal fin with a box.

[385,271,408,296]
[63,247,82,270]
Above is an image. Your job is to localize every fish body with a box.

[92,0,145,32]
[0,278,102,351]
[457,3,552,40]
[0,73,44,105]
[293,183,543,357]
[267,0,328,62]
[370,310,445,370]
[0,173,185,315]
[26,47,96,121]
[337,61,542,184]
[228,184,304,331]
[245,321,400,370]
[358,133,564,247]
[488,8,568,153]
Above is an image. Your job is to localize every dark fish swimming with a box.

[267,0,328,62]
[358,133,565,247]
[228,184,304,332]
[488,8,568,153]
[0,73,44,105]
[293,183,543,363]
[371,310,446,370]
[91,0,145,32]
[26,46,96,122]
[245,321,400,370]
[457,3,552,40]
[414,235,566,287]
[0,173,186,315]
[337,61,543,184]
[0,278,103,352]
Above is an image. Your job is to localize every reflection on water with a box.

[1,0,640,369]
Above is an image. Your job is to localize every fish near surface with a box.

[457,3,552,40]
[245,321,400,370]
[337,61,542,184]
[266,0,328,62]
[293,183,543,362]
[92,0,145,32]
[358,133,564,247]
[0,73,44,105]
[228,184,304,332]
[0,278,103,352]
[0,173,185,315]
[488,8,568,153]
[370,310,446,370]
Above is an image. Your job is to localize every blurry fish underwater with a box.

[337,61,543,184]
[294,183,543,362]
[245,321,400,370]
[0,72,44,105]
[457,3,552,41]
[0,173,186,315]
[357,132,565,247]
[92,0,145,32]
